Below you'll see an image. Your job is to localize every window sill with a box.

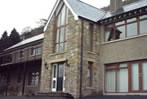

[85,87,95,90]
[26,85,39,87]
[18,57,25,60]
[102,33,147,45]
[87,51,96,54]
[49,52,66,56]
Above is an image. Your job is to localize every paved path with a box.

[82,96,147,99]
[0,96,147,99]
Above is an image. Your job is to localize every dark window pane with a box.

[58,64,64,78]
[66,7,69,24]
[88,24,93,51]
[116,26,125,39]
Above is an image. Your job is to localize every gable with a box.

[44,0,106,32]
[44,0,78,32]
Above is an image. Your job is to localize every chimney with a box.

[110,0,123,12]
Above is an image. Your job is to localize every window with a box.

[28,72,40,86]
[31,47,41,56]
[140,15,147,34]
[127,22,137,37]
[20,50,24,58]
[105,64,128,92]
[104,14,147,42]
[2,54,12,64]
[35,47,41,55]
[88,24,94,51]
[105,60,147,93]
[87,62,93,86]
[55,5,68,52]
[31,47,35,56]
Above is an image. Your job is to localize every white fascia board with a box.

[44,0,79,32]
[63,0,79,20]
[43,0,60,32]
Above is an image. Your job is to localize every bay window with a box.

[105,60,147,93]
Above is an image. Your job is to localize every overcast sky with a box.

[0,0,110,37]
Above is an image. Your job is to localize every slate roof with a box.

[66,0,106,22]
[103,0,147,19]
[5,33,44,51]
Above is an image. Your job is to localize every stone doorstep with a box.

[36,92,74,99]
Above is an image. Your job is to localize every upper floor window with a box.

[2,54,12,64]
[88,23,94,51]
[20,50,24,58]
[31,47,42,56]
[104,15,147,42]
[55,5,68,53]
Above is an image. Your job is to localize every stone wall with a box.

[40,6,82,98]
[40,3,102,99]
[80,20,102,96]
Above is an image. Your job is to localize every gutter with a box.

[79,19,84,99]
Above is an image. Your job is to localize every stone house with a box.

[41,0,147,98]
[0,0,147,99]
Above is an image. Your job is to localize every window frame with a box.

[88,23,94,51]
[104,15,147,42]
[55,4,68,53]
[28,72,40,86]
[20,50,24,59]
[105,60,147,93]
[87,62,93,87]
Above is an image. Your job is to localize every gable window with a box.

[105,60,147,93]
[55,5,68,53]
[104,14,147,42]
[88,24,94,51]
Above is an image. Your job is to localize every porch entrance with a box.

[51,63,65,92]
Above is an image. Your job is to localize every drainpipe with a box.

[79,19,84,99]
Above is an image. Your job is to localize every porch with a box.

[0,60,41,96]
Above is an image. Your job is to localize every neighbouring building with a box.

[0,33,43,96]
[0,0,147,99]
